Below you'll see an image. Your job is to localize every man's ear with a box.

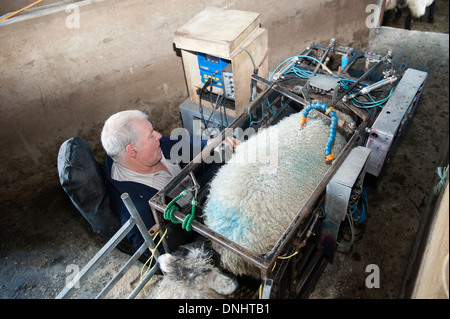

[126,144,137,158]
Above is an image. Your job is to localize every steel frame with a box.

[148,80,368,282]
[56,193,159,299]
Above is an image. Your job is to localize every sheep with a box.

[106,242,238,299]
[153,242,238,299]
[385,0,409,11]
[384,0,435,30]
[202,110,348,278]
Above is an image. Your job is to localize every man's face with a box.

[132,118,163,168]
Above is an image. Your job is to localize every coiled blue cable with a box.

[300,101,338,163]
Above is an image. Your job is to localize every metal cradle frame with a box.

[148,77,368,283]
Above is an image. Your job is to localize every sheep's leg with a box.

[393,8,403,22]
[405,12,413,29]
[428,1,435,23]
[382,9,393,26]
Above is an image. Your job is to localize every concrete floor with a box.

[0,2,448,299]
[310,2,449,298]
[310,28,449,299]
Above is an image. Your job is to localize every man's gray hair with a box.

[101,110,149,160]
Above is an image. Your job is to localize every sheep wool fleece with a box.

[203,110,347,277]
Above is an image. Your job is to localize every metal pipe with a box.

[122,193,160,259]
[331,53,391,107]
[55,218,136,299]
[96,243,148,299]
[149,198,268,270]
[344,76,397,101]
[127,263,160,299]
[309,38,335,79]
[272,57,299,81]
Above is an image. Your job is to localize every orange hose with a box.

[0,0,44,23]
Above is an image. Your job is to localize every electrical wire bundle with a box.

[198,76,229,136]
[270,54,396,110]
[336,186,369,248]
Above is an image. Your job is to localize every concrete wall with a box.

[0,0,376,186]
[0,0,75,16]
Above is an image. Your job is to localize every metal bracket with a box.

[319,146,371,256]
[261,278,273,299]
[365,68,428,176]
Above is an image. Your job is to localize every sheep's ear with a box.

[208,273,238,295]
[158,254,175,274]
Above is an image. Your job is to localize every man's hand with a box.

[207,136,241,152]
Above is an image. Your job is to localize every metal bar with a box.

[151,112,250,203]
[331,55,388,107]
[150,199,268,270]
[127,263,160,299]
[57,193,161,299]
[294,250,326,298]
[341,51,364,74]
[55,218,136,299]
[121,193,160,259]
[261,279,274,299]
[365,68,428,176]
[308,38,335,79]
[245,86,274,114]
[95,243,148,299]
[251,74,272,87]
[150,201,170,253]
[271,84,307,106]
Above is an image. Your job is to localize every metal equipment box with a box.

[365,68,428,176]
[173,7,269,117]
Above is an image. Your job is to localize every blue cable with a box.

[270,54,392,109]
[300,101,338,163]
[270,55,324,81]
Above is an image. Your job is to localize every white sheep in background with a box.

[407,0,435,19]
[384,0,435,29]
[385,0,409,11]
[202,110,348,278]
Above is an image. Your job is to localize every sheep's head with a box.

[157,242,238,298]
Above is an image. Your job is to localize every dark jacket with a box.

[105,135,210,256]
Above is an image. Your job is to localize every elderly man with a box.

[101,110,208,255]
